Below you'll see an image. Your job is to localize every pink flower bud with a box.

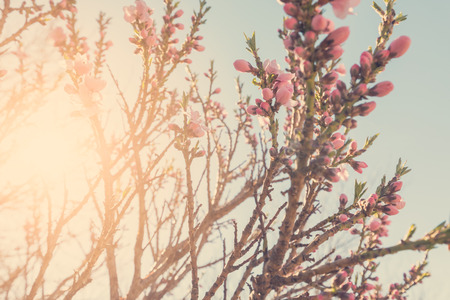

[351,161,367,173]
[246,105,258,115]
[358,101,376,116]
[260,101,271,113]
[330,89,341,104]
[383,205,399,216]
[262,88,274,100]
[233,59,252,72]
[194,44,205,51]
[283,3,298,16]
[311,14,328,32]
[294,46,306,58]
[368,81,394,97]
[343,118,357,129]
[213,88,221,94]
[321,71,339,85]
[360,51,373,67]
[331,132,345,149]
[324,116,333,125]
[360,51,373,75]
[339,214,349,222]
[375,49,390,62]
[174,9,184,18]
[285,18,297,30]
[325,168,340,182]
[390,181,403,192]
[350,64,360,80]
[353,83,367,96]
[322,26,350,47]
[326,45,344,60]
[395,200,406,210]
[304,31,316,45]
[339,194,348,207]
[388,36,411,58]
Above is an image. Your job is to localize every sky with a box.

[4,0,450,298]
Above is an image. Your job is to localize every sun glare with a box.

[6,102,91,185]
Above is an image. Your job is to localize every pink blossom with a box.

[262,88,274,100]
[336,64,346,75]
[330,0,361,19]
[84,76,106,92]
[187,109,207,137]
[124,1,153,24]
[213,88,221,94]
[368,81,394,97]
[0,70,7,77]
[73,56,92,76]
[135,0,152,22]
[388,36,411,58]
[64,84,77,94]
[263,59,280,74]
[188,122,205,137]
[337,166,349,181]
[322,26,350,47]
[275,72,295,84]
[233,59,252,72]
[123,5,137,23]
[275,86,293,105]
[49,27,66,45]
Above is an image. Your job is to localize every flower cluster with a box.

[124,0,204,63]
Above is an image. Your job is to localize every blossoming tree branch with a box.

[0,0,449,299]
